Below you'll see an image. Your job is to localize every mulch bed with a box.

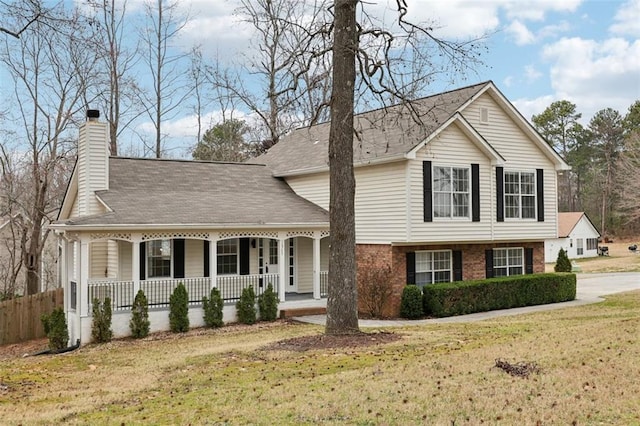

[265,330,402,352]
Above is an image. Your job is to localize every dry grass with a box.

[546,241,640,273]
[2,291,640,425]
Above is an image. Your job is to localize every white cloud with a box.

[503,0,582,21]
[513,94,556,122]
[506,20,536,45]
[524,65,542,82]
[503,75,514,87]
[610,0,640,37]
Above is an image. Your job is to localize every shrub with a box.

[236,286,257,325]
[41,307,69,351]
[258,283,278,322]
[554,248,572,272]
[169,282,190,333]
[130,289,150,338]
[400,285,424,319]
[423,273,577,317]
[357,265,393,318]
[203,287,224,328]
[91,297,113,343]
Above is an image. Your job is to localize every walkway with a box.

[292,272,640,327]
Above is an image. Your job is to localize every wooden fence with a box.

[0,288,64,346]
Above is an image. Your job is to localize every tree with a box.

[554,248,572,273]
[192,119,251,162]
[617,101,640,231]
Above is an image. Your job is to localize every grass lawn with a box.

[1,291,640,425]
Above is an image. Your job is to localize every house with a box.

[545,212,600,262]
[53,81,569,344]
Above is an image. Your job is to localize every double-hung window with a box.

[433,166,470,218]
[415,250,451,286]
[217,239,238,275]
[504,171,536,219]
[586,238,598,250]
[493,248,523,277]
[576,239,584,255]
[148,240,171,278]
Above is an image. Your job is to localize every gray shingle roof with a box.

[256,81,490,175]
[63,158,329,227]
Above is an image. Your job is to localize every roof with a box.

[557,212,600,238]
[256,81,490,176]
[57,157,329,228]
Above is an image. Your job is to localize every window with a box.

[587,238,598,250]
[415,250,451,286]
[577,238,584,255]
[217,239,238,275]
[148,240,171,278]
[504,171,536,219]
[269,239,278,265]
[433,166,470,218]
[493,248,523,277]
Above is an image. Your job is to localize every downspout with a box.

[29,339,81,356]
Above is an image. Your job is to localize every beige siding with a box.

[77,122,109,217]
[286,172,330,210]
[321,237,329,270]
[185,239,204,278]
[107,240,118,279]
[249,243,259,275]
[119,242,132,281]
[90,241,108,279]
[295,237,312,293]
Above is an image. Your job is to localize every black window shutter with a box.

[139,242,146,280]
[496,167,504,222]
[239,238,250,275]
[471,164,480,222]
[452,250,463,281]
[173,239,185,279]
[203,240,210,278]
[525,247,534,274]
[423,161,432,222]
[485,249,494,278]
[536,169,544,222]
[406,252,416,284]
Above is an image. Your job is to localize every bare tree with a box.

[0,0,43,38]
[138,0,192,158]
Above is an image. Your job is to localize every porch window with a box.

[504,171,536,219]
[148,240,171,278]
[217,239,238,275]
[433,166,470,218]
[415,250,451,287]
[493,248,523,277]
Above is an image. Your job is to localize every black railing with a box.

[217,274,279,302]
[88,280,134,312]
[141,277,211,308]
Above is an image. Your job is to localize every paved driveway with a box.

[294,272,640,327]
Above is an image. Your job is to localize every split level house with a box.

[52,81,569,344]
[545,212,600,262]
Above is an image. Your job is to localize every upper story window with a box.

[148,240,171,278]
[504,171,536,219]
[433,166,470,219]
[415,250,452,286]
[217,239,238,275]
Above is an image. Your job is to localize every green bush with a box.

[400,285,424,319]
[91,297,113,343]
[423,273,577,318]
[203,287,224,328]
[258,283,279,322]
[236,286,257,325]
[554,248,572,272]
[169,282,190,333]
[41,307,69,351]
[130,289,150,338]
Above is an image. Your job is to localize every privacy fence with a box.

[0,288,64,345]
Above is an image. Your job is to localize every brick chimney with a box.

[77,109,109,216]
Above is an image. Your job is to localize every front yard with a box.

[1,290,639,425]
[546,241,640,273]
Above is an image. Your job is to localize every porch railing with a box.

[320,271,328,297]
[141,277,211,308]
[217,273,279,302]
[88,280,134,312]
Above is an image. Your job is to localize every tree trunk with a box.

[325,0,359,335]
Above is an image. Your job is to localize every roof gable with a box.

[557,212,600,238]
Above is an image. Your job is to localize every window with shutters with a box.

[433,166,470,219]
[493,248,523,277]
[415,250,451,287]
[147,240,171,278]
[217,239,238,275]
[504,171,536,219]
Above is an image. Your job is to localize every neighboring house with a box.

[545,212,600,262]
[53,81,569,344]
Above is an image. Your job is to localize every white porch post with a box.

[79,238,90,317]
[132,238,140,296]
[313,234,321,299]
[210,238,217,289]
[60,236,68,312]
[278,236,286,302]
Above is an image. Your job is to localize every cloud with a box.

[513,94,556,122]
[610,0,640,37]
[502,0,582,21]
[524,65,542,83]
[506,20,536,45]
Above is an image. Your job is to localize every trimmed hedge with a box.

[423,273,576,318]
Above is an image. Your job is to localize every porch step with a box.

[280,307,326,319]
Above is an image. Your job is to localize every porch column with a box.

[79,238,90,317]
[278,237,286,302]
[312,235,321,299]
[210,238,217,289]
[60,236,68,312]
[132,239,140,297]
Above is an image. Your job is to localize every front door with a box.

[258,239,278,289]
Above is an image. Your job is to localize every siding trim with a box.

[423,161,432,222]
[471,163,480,222]
[496,166,504,222]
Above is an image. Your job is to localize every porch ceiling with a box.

[59,158,329,228]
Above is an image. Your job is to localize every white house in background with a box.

[545,212,600,262]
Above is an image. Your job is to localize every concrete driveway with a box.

[293,272,640,327]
